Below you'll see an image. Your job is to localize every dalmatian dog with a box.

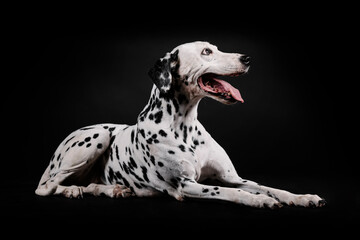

[36,41,326,208]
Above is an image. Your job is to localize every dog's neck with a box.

[137,85,202,131]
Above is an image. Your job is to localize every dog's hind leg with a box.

[35,124,125,197]
[35,161,87,197]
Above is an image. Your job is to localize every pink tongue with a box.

[213,78,244,103]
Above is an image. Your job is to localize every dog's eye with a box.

[201,48,213,55]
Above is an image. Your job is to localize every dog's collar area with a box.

[198,74,244,103]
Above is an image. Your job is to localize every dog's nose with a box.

[239,55,251,66]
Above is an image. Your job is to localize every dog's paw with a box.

[112,184,134,198]
[252,195,282,209]
[62,186,83,199]
[289,194,326,208]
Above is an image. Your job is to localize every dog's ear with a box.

[148,49,179,94]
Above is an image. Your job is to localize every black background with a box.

[2,4,357,235]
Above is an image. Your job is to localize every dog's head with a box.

[148,41,250,104]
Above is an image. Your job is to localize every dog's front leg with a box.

[235,180,326,207]
[179,180,282,208]
[205,138,326,207]
[216,169,326,207]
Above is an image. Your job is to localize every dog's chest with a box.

[103,121,210,191]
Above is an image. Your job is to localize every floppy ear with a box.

[148,49,179,94]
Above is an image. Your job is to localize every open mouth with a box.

[198,73,244,103]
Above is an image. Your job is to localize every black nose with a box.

[239,55,251,66]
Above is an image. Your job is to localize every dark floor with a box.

[2,174,357,236]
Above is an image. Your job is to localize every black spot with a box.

[134,182,143,189]
[156,99,162,108]
[139,129,145,138]
[172,99,179,113]
[198,130,202,136]
[174,132,179,139]
[103,126,109,129]
[115,145,120,159]
[150,155,155,165]
[71,141,78,148]
[154,111,163,124]
[156,171,165,181]
[193,139,199,145]
[129,168,144,182]
[167,104,172,115]
[108,168,115,183]
[158,129,167,137]
[183,125,188,143]
[149,114,154,120]
[109,135,116,145]
[50,163,54,170]
[211,192,216,196]
[115,171,123,180]
[146,138,153,144]
[97,143,103,149]
[202,188,209,193]
[64,136,75,145]
[141,166,149,182]
[122,177,130,187]
[151,134,157,139]
[120,163,128,175]
[178,145,186,152]
[109,148,113,161]
[170,178,179,188]
[108,127,116,132]
[93,133,99,139]
[80,127,95,130]
[150,100,156,111]
[214,187,219,190]
[78,141,85,146]
[129,157,138,169]
[131,130,135,144]
[84,137,91,142]
[86,143,91,148]
[158,161,164,167]
[168,150,175,154]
